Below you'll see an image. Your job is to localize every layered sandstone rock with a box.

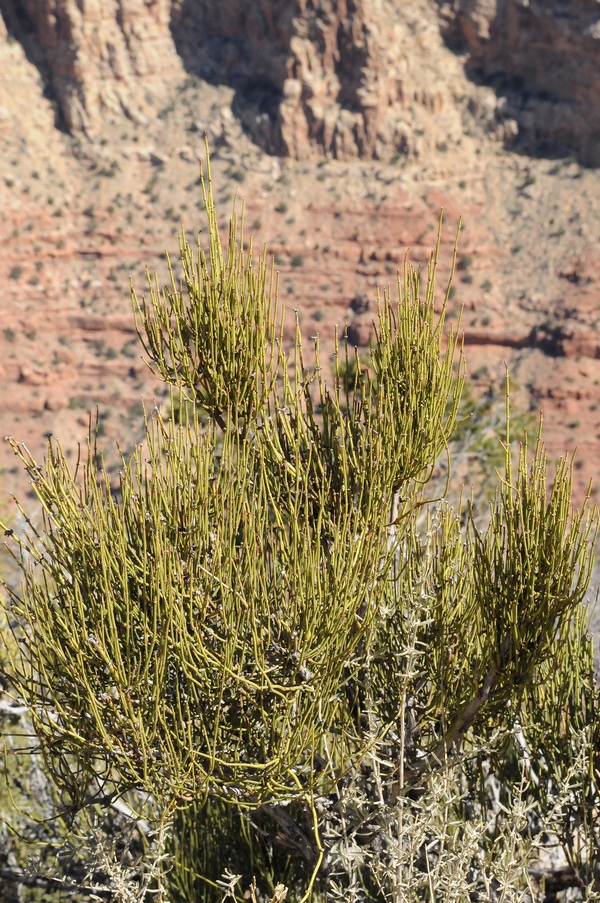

[172,0,457,160]
[439,0,600,164]
[1,0,464,159]
[3,0,600,162]
[0,0,183,135]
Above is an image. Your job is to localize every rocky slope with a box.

[1,0,469,159]
[0,0,600,517]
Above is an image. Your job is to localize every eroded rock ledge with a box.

[439,0,600,164]
[0,0,467,159]
[3,0,600,163]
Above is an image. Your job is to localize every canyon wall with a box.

[171,0,441,160]
[2,0,600,508]
[2,0,600,161]
[439,0,600,164]
[0,0,460,159]
[0,0,182,134]
[0,0,600,165]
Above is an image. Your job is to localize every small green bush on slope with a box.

[1,155,599,902]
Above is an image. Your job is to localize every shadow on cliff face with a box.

[169,1,287,155]
[467,64,597,166]
[436,0,600,167]
[0,0,66,132]
[169,0,376,159]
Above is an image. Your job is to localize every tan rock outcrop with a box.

[13,0,183,135]
[440,0,600,164]
[2,0,466,159]
[4,0,600,162]
[172,0,461,159]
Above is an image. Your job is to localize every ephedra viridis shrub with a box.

[1,153,600,902]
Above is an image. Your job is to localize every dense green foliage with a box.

[1,156,599,901]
